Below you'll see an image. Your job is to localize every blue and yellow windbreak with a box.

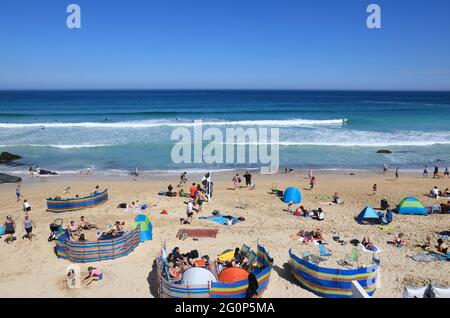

[55,227,140,263]
[288,249,380,298]
[47,189,108,213]
[158,244,273,298]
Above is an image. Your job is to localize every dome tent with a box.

[218,267,249,283]
[396,197,427,215]
[355,206,381,224]
[283,187,302,204]
[132,214,153,242]
[181,267,217,285]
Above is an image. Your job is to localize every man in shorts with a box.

[23,214,35,241]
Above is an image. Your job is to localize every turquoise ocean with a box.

[0,90,449,175]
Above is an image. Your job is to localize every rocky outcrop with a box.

[376,149,392,154]
[0,173,22,184]
[0,152,21,163]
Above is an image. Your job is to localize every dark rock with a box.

[0,152,21,163]
[39,169,58,175]
[0,173,22,184]
[376,149,392,154]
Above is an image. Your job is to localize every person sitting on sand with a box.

[312,229,323,241]
[384,209,393,224]
[430,186,439,199]
[82,267,103,285]
[372,184,377,195]
[393,233,405,247]
[296,206,308,217]
[362,237,377,251]
[167,262,183,280]
[168,247,193,269]
[167,184,176,197]
[437,238,448,255]
[316,208,324,221]
[22,199,31,213]
[78,216,99,231]
[68,221,80,240]
[443,188,449,197]
[231,247,247,268]
[332,192,342,204]
[380,197,390,210]
[287,202,295,214]
[417,236,432,250]
[3,216,16,244]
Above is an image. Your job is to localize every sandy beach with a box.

[0,169,448,298]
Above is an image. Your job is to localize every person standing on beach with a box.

[309,176,316,190]
[243,171,252,187]
[23,214,35,242]
[383,163,389,175]
[308,169,313,179]
[434,165,439,178]
[395,167,399,180]
[232,174,241,190]
[423,166,428,178]
[15,185,21,202]
[445,165,449,178]
[179,172,188,186]
[373,184,377,195]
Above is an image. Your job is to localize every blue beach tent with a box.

[283,187,302,204]
[132,214,153,242]
[355,206,381,224]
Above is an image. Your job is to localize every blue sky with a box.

[0,0,449,90]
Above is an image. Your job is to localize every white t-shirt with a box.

[432,188,439,197]
[318,211,324,220]
[187,201,194,213]
[23,202,30,209]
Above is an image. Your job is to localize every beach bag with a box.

[238,217,245,221]
[117,203,127,209]
[212,210,220,216]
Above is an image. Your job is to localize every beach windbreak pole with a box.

[202,172,212,202]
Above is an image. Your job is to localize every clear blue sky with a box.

[0,0,449,90]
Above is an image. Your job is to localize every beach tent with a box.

[181,267,217,285]
[283,187,302,204]
[396,197,427,215]
[132,214,153,242]
[218,267,249,283]
[355,206,381,224]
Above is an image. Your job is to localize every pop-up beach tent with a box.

[283,187,302,204]
[355,206,381,224]
[396,197,427,215]
[132,214,153,242]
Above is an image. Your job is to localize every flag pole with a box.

[208,171,212,202]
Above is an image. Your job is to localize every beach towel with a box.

[200,215,239,226]
[410,253,447,262]
[176,228,218,239]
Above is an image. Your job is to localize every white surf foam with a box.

[0,118,347,129]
